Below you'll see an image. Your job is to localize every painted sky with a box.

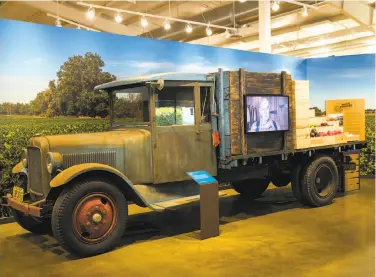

[0,19,306,104]
[0,19,374,109]
[307,54,375,110]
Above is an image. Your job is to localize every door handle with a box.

[196,130,203,134]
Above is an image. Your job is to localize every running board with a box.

[133,182,225,211]
[150,191,227,210]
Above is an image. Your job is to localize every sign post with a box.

[187,170,219,240]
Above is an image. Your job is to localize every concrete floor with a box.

[0,178,374,277]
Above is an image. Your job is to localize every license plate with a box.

[12,186,24,202]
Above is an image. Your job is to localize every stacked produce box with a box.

[291,80,311,149]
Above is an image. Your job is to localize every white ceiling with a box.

[0,0,375,58]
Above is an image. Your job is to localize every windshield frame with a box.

[109,85,151,129]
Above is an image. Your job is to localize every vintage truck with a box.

[6,69,365,256]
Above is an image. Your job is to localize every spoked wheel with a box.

[301,156,339,207]
[72,193,117,244]
[52,179,128,257]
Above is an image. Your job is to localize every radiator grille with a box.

[62,151,116,168]
[28,147,43,193]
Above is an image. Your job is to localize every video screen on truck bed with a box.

[245,95,289,133]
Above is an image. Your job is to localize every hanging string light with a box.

[86,7,95,20]
[55,18,62,27]
[164,18,171,30]
[140,16,148,27]
[302,6,308,17]
[185,23,193,33]
[272,0,280,11]
[206,25,212,36]
[115,12,123,23]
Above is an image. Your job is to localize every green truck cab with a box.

[6,70,365,257]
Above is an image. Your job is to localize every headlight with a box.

[46,152,63,174]
[20,149,28,168]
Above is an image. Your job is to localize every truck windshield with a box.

[111,86,149,127]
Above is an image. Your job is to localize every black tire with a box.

[291,163,306,204]
[231,179,270,199]
[271,174,291,187]
[301,156,339,207]
[52,178,128,257]
[11,209,51,234]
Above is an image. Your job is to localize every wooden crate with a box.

[293,138,310,149]
[341,151,360,192]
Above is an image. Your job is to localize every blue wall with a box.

[1,19,374,110]
[306,54,375,110]
[0,19,306,103]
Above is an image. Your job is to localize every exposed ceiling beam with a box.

[327,0,376,32]
[272,25,370,53]
[283,35,376,57]
[22,0,139,35]
[220,14,348,48]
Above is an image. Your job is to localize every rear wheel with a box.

[301,156,339,207]
[291,163,306,204]
[11,209,51,234]
[231,179,270,199]
[52,178,128,257]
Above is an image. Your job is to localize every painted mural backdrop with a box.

[0,19,374,215]
[306,54,375,176]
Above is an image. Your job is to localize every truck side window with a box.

[156,87,194,126]
[200,87,211,123]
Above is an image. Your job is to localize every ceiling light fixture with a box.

[55,18,62,27]
[302,6,308,17]
[206,25,212,36]
[76,2,237,32]
[239,0,247,2]
[272,0,280,11]
[47,13,99,32]
[225,29,231,38]
[115,12,123,23]
[164,18,171,30]
[186,23,193,33]
[86,7,95,20]
[140,16,148,27]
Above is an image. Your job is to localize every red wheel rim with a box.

[72,193,117,244]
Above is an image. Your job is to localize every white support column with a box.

[259,0,272,53]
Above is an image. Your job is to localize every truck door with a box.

[152,83,217,184]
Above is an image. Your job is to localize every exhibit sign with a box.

[187,170,217,185]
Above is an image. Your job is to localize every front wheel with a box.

[301,156,339,207]
[231,179,270,199]
[52,178,128,257]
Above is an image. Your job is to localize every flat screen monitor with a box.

[245,95,289,133]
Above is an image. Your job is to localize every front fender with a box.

[50,163,133,188]
[12,161,27,175]
[49,163,154,209]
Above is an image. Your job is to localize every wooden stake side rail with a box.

[223,141,366,162]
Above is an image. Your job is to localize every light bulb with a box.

[141,16,148,27]
[225,29,231,38]
[272,1,279,11]
[164,18,171,30]
[206,26,212,36]
[185,23,193,33]
[302,7,308,17]
[55,18,62,27]
[86,7,95,20]
[115,13,123,23]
